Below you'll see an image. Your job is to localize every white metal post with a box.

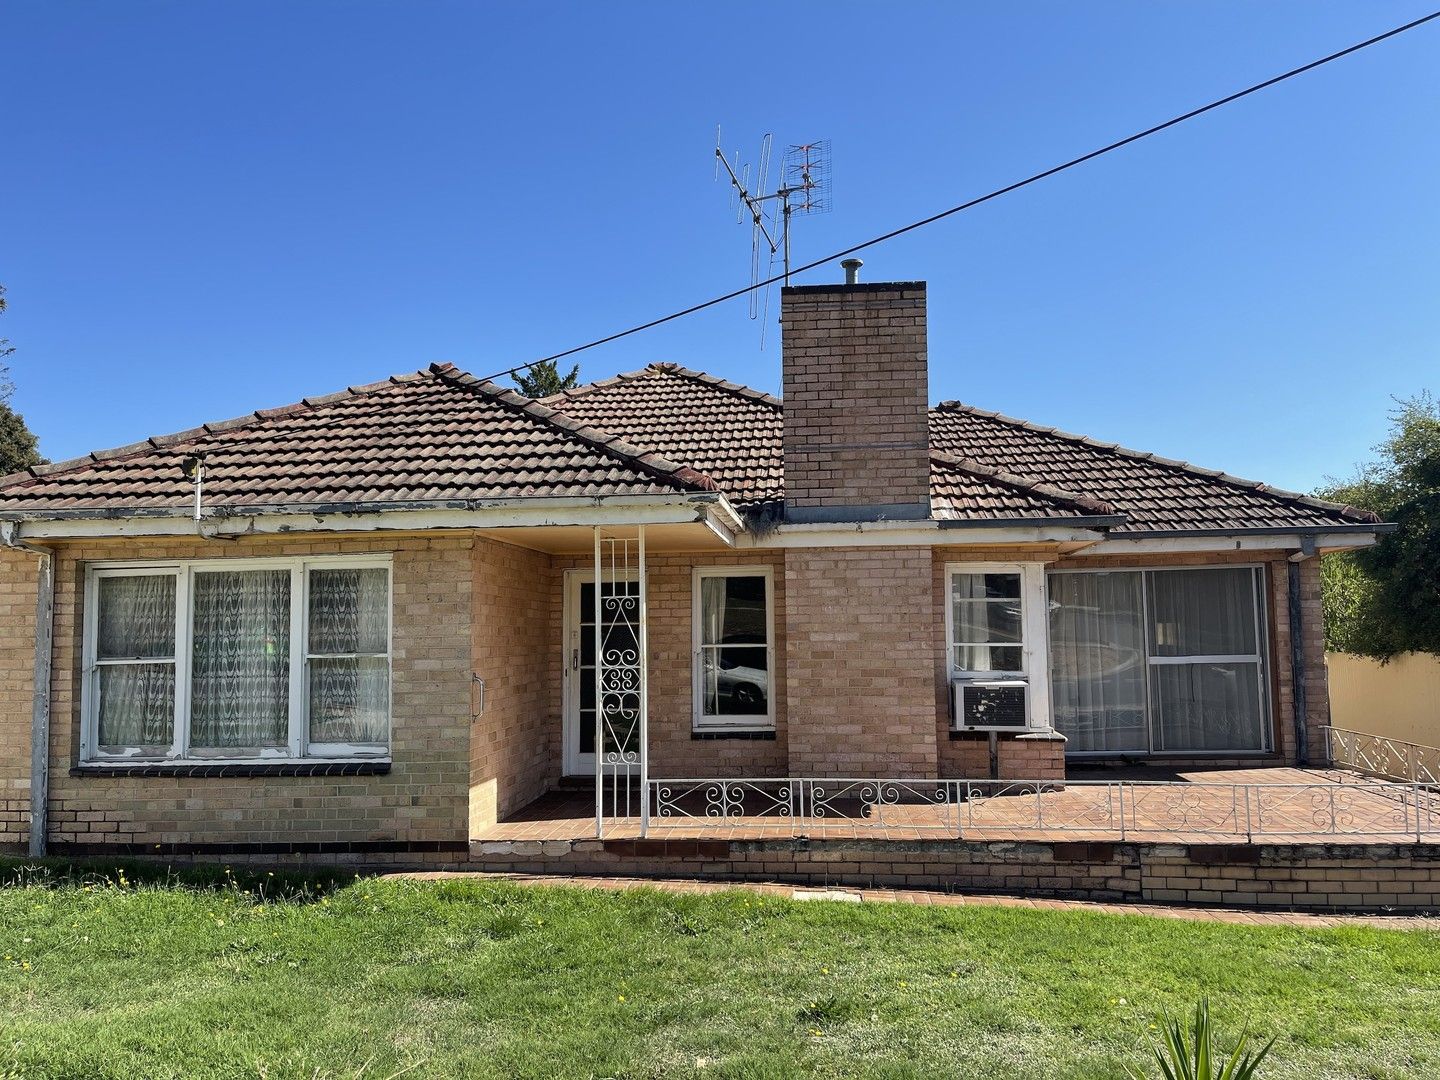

[638,525,650,837]
[593,526,603,839]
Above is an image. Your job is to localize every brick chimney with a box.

[780,279,930,522]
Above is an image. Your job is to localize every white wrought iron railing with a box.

[644,777,1440,842]
[1324,726,1440,785]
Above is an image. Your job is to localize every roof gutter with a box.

[1108,523,1393,540]
[0,521,53,858]
[0,491,746,540]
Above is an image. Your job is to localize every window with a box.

[693,567,774,728]
[83,557,391,763]
[1048,566,1270,754]
[945,563,1051,730]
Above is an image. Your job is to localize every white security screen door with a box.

[562,570,641,777]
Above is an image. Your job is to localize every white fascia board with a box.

[1086,531,1384,556]
[735,520,1108,549]
[7,493,738,540]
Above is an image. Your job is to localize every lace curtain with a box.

[308,568,389,745]
[95,574,177,749]
[189,569,291,749]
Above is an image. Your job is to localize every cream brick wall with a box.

[0,549,37,850]
[470,538,558,830]
[784,546,938,776]
[780,284,930,514]
[42,534,474,852]
[0,526,1333,858]
[551,550,788,779]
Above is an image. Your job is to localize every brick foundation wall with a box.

[40,534,474,853]
[0,549,37,851]
[469,837,1440,912]
[780,282,930,518]
[784,546,937,776]
[470,538,559,830]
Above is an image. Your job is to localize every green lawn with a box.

[1,861,1438,1079]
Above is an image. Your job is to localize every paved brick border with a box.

[391,871,1440,930]
[467,836,1440,913]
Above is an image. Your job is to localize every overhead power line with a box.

[481,9,1440,386]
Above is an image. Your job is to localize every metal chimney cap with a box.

[840,258,863,284]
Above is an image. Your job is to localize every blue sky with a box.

[3,3,1437,491]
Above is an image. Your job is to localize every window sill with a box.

[949,729,1051,740]
[691,729,777,741]
[70,760,392,779]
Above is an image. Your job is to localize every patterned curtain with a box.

[190,569,291,749]
[96,574,177,749]
[308,568,389,745]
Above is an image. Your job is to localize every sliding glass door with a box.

[1048,566,1270,755]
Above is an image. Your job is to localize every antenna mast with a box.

[714,129,832,328]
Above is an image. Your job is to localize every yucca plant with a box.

[1131,998,1275,1080]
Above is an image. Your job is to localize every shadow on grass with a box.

[0,855,357,903]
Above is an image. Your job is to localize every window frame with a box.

[1045,563,1272,756]
[944,562,1052,731]
[81,554,393,765]
[691,565,776,731]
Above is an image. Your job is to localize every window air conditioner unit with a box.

[950,679,1029,731]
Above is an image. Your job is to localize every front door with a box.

[563,570,641,777]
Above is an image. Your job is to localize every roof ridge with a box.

[931,400,1381,525]
[0,365,441,494]
[645,362,785,410]
[429,364,718,494]
[538,366,657,407]
[543,363,784,411]
[930,451,1120,517]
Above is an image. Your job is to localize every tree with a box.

[0,285,45,476]
[1316,392,1440,659]
[513,359,580,398]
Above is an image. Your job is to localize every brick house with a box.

[0,277,1388,862]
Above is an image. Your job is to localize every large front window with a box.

[84,557,391,763]
[1048,565,1270,754]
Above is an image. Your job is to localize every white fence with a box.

[1325,725,1440,785]
[645,776,1440,842]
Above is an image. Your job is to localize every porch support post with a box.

[638,524,649,836]
[594,525,604,838]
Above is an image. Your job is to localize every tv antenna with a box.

[714,128,831,327]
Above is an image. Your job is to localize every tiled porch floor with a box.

[477,767,1438,845]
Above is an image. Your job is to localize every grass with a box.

[0,860,1438,1079]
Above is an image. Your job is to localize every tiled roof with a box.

[929,453,1121,522]
[544,363,784,507]
[929,401,1379,532]
[0,357,1381,534]
[545,364,1379,532]
[0,364,714,514]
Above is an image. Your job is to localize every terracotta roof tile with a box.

[545,364,784,507]
[928,402,1380,532]
[0,364,712,514]
[546,365,1379,532]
